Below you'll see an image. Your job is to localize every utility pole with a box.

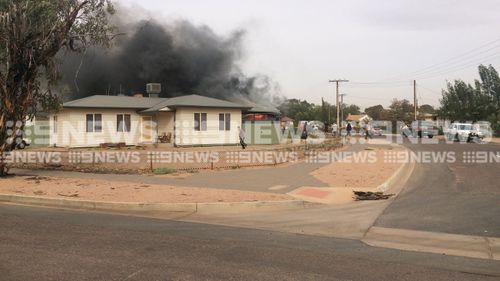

[413,80,417,121]
[329,79,349,135]
[339,94,347,125]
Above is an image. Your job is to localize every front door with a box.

[141,116,154,143]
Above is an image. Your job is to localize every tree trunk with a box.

[0,93,26,177]
[0,111,14,177]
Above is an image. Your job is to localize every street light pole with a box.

[414,80,418,121]
[329,79,349,135]
[340,94,347,125]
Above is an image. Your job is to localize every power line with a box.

[418,84,443,96]
[407,43,500,77]
[377,36,500,81]
[346,94,392,102]
[416,53,500,80]
[349,80,412,85]
[411,45,500,77]
[346,82,414,89]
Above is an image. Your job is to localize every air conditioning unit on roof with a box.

[146,83,161,95]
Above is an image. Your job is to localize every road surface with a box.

[1,203,499,280]
[375,140,500,237]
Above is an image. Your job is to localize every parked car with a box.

[371,126,383,136]
[401,124,411,137]
[411,121,437,138]
[16,139,30,149]
[475,122,493,139]
[8,126,30,150]
[446,123,484,142]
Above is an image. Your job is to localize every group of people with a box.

[332,122,373,140]
[238,121,376,150]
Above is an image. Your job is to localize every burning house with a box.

[49,83,280,147]
[50,15,282,147]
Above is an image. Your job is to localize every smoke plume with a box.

[59,10,282,105]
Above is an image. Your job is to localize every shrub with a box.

[153,167,177,175]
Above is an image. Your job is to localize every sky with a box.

[119,0,500,110]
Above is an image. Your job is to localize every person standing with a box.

[332,123,338,137]
[301,122,308,142]
[238,126,247,149]
[346,123,352,137]
[364,122,373,140]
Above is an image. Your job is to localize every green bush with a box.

[153,167,177,175]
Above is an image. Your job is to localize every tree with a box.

[388,98,414,123]
[364,105,384,120]
[0,0,115,175]
[342,104,360,120]
[278,98,337,125]
[477,65,500,135]
[419,104,435,115]
[478,65,500,112]
[439,65,500,135]
[439,80,488,122]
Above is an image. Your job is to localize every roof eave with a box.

[63,105,153,110]
[168,105,252,110]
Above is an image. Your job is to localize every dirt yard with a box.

[310,147,404,188]
[0,176,292,203]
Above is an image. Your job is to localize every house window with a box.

[219,113,231,131]
[117,114,131,132]
[194,113,207,131]
[53,116,58,133]
[86,114,102,133]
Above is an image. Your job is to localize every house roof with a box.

[346,114,371,122]
[140,95,250,113]
[63,95,168,109]
[62,94,252,112]
[245,104,281,114]
[280,116,294,122]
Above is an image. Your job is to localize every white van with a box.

[446,123,483,142]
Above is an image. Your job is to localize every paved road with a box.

[1,203,499,281]
[375,140,500,237]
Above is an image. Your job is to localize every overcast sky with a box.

[120,0,500,109]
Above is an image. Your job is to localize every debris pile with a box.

[353,191,394,201]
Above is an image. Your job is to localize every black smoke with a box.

[59,16,282,105]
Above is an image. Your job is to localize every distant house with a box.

[49,94,259,147]
[242,104,281,122]
[346,114,372,123]
[421,113,438,122]
[280,116,294,127]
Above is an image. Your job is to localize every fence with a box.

[7,140,342,174]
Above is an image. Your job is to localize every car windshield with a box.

[458,124,472,130]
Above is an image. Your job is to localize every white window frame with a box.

[117,114,131,132]
[86,113,102,133]
[194,113,207,131]
[53,115,58,134]
[219,113,231,131]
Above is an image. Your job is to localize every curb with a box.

[0,194,306,215]
[289,145,416,205]
[376,157,416,194]
[363,226,500,261]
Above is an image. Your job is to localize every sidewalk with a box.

[0,175,292,204]
[288,145,407,204]
[489,137,500,144]
[10,143,398,196]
